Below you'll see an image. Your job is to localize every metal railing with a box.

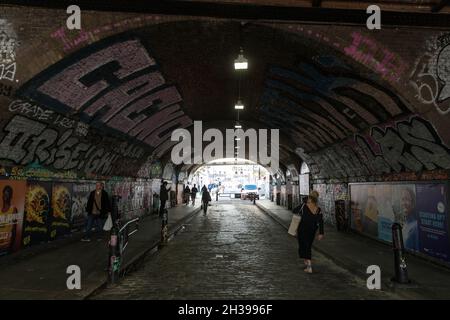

[107,217,140,284]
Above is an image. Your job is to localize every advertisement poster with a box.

[350,182,450,261]
[71,182,95,230]
[22,181,52,247]
[350,185,378,237]
[391,185,418,251]
[375,184,396,242]
[350,184,417,244]
[49,183,73,240]
[416,184,450,262]
[0,179,26,256]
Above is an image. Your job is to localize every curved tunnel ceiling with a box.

[2,10,450,181]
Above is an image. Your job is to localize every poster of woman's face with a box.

[0,180,26,255]
[392,185,417,225]
[392,185,418,251]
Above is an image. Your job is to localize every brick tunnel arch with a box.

[4,17,449,182]
[1,6,450,265]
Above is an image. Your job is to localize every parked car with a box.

[241,184,259,200]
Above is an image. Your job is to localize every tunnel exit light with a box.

[234,49,248,70]
[234,100,244,109]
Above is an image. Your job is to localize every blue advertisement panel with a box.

[392,185,418,251]
[350,182,450,264]
[416,184,450,262]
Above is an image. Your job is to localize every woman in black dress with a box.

[297,190,324,273]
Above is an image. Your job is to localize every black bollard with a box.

[108,225,121,284]
[391,223,410,284]
[216,192,219,202]
[161,209,168,244]
[253,194,256,205]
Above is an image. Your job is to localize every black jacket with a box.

[86,190,111,218]
[160,185,170,201]
[202,191,211,202]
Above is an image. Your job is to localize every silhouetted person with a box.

[297,190,324,273]
[159,181,170,217]
[82,182,111,242]
[184,185,191,205]
[191,184,198,205]
[202,189,211,215]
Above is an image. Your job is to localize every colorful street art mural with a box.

[410,32,450,115]
[0,179,26,256]
[313,183,348,225]
[1,7,450,270]
[0,176,161,255]
[17,35,192,154]
[0,19,18,82]
[296,116,450,180]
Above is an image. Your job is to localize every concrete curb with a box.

[83,207,202,300]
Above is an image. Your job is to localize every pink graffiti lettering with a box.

[110,87,182,134]
[38,40,155,111]
[128,104,183,140]
[344,32,406,83]
[143,115,192,147]
[83,72,165,122]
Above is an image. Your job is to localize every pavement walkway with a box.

[0,203,201,300]
[256,199,450,299]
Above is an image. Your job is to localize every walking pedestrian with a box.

[159,181,170,217]
[296,190,324,273]
[191,184,198,205]
[184,185,191,205]
[81,182,111,242]
[201,189,211,215]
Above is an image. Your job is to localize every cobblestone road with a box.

[92,201,399,299]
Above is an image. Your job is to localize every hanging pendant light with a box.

[234,100,244,110]
[234,48,248,70]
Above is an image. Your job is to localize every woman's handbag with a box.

[288,204,305,237]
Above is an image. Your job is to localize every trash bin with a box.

[335,200,347,231]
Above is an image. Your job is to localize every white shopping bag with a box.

[103,214,113,231]
[288,214,301,237]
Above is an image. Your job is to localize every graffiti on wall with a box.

[18,36,192,153]
[50,15,164,52]
[0,19,18,82]
[260,58,411,152]
[276,25,407,84]
[355,116,450,173]
[297,116,450,179]
[8,100,80,131]
[312,183,348,225]
[410,33,450,114]
[0,114,147,177]
[343,32,407,83]
[0,83,13,97]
